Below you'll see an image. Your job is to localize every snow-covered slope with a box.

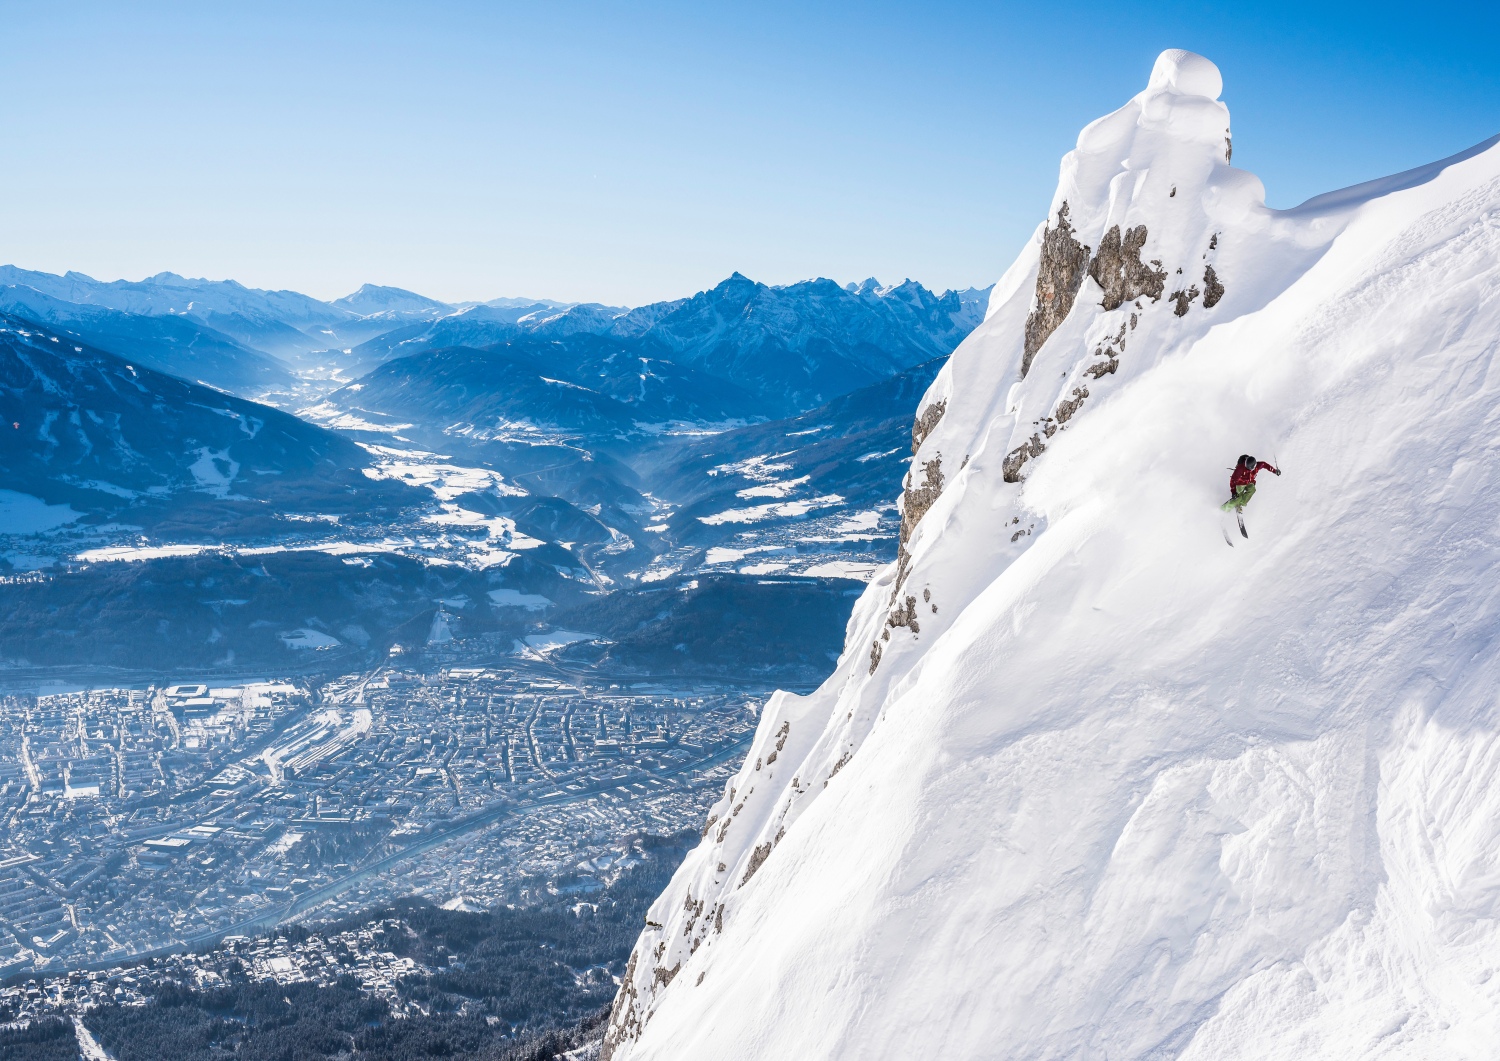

[603,50,1500,1060]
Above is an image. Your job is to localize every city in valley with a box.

[0,661,761,1013]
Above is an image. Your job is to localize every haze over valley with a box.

[0,269,988,680]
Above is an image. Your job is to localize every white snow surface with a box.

[279,628,340,651]
[605,51,1500,1061]
[0,489,80,533]
[522,630,598,651]
[487,587,552,610]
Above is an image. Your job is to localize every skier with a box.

[1221,454,1280,539]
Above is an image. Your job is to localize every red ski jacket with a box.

[1230,460,1278,491]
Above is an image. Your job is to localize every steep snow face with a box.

[603,50,1500,1060]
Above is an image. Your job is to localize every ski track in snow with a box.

[604,51,1500,1061]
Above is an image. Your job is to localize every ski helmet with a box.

[1239,454,1254,467]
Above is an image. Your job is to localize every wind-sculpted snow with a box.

[604,49,1500,1060]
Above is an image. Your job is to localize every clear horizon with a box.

[0,262,993,310]
[1,0,1495,305]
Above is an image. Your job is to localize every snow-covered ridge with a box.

[603,50,1500,1060]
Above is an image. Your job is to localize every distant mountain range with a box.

[0,283,295,396]
[0,266,992,520]
[0,264,993,675]
[350,273,990,415]
[0,266,459,362]
[0,265,989,415]
[0,314,417,537]
[330,335,763,437]
[318,275,991,589]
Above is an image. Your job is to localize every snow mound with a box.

[1148,47,1223,98]
[602,50,1500,1061]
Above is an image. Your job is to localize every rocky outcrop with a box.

[1203,265,1224,308]
[1003,433,1046,483]
[602,953,643,1060]
[740,842,773,886]
[1022,203,1092,379]
[1088,225,1167,311]
[765,721,790,765]
[911,399,947,453]
[873,415,948,670]
[1170,285,1201,316]
[894,455,944,591]
[1054,386,1089,425]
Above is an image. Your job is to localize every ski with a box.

[1237,511,1248,539]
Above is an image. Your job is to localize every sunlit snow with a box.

[278,628,340,651]
[0,489,81,533]
[698,494,844,526]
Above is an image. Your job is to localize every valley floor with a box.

[0,659,764,981]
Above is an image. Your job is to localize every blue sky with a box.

[1,1,1495,305]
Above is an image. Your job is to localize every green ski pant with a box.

[1221,483,1256,512]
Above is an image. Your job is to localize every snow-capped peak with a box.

[331,283,452,317]
[602,49,1500,1060]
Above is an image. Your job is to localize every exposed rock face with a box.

[889,399,948,602]
[1022,203,1092,378]
[740,843,772,886]
[603,953,643,1059]
[1088,225,1167,311]
[888,594,920,635]
[1170,285,1201,316]
[1054,386,1089,425]
[1203,265,1225,308]
[1003,433,1046,483]
[894,455,944,590]
[872,405,949,670]
[911,398,947,453]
